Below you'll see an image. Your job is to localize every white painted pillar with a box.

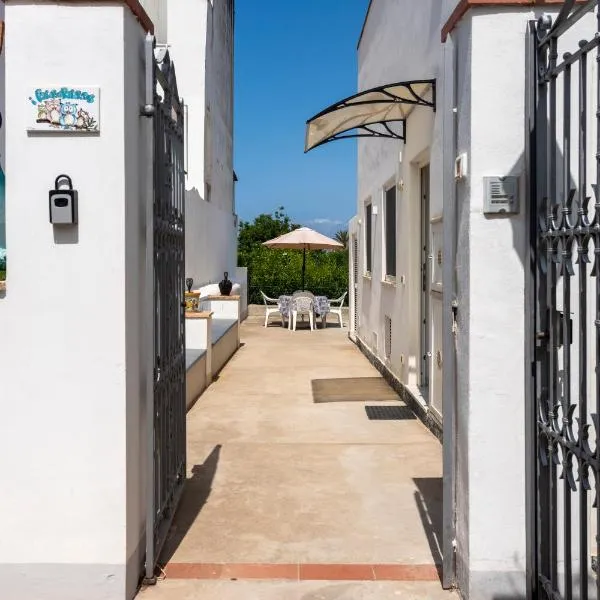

[0,3,153,599]
[0,3,5,251]
[454,8,595,599]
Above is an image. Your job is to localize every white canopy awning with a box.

[305,79,435,152]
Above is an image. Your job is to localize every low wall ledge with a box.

[185,311,213,320]
[206,295,241,301]
[1,0,154,34]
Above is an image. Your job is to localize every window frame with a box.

[364,201,373,276]
[384,182,397,281]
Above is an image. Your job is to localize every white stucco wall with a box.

[205,0,234,215]
[0,5,150,599]
[357,0,457,410]
[196,0,236,284]
[163,0,208,188]
[355,2,595,599]
[142,0,237,288]
[451,16,472,597]
[123,10,153,596]
[140,0,167,44]
[0,3,5,250]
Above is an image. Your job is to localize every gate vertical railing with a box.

[143,35,187,583]
[528,1,600,598]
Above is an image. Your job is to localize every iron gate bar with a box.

[525,19,539,600]
[562,46,572,599]
[578,39,589,600]
[538,0,597,46]
[543,36,600,80]
[529,1,600,598]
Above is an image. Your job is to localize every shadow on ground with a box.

[414,477,443,569]
[159,444,222,564]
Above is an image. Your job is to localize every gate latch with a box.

[451,300,458,334]
[556,311,573,347]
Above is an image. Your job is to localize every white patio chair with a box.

[328,292,347,328]
[290,295,314,331]
[261,291,285,328]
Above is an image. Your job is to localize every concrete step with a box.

[140,579,458,600]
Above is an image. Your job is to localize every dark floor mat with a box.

[365,405,416,421]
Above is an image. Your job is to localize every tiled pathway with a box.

[139,315,457,599]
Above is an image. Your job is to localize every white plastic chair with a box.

[328,292,347,328]
[261,291,285,327]
[290,295,314,331]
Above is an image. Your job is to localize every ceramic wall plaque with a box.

[27,87,100,133]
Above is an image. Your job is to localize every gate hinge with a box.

[534,331,547,363]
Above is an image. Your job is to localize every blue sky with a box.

[234,0,370,237]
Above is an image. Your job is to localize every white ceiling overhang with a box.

[305,79,435,152]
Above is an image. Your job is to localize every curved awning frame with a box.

[305,79,436,152]
[317,119,407,146]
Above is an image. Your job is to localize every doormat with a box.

[365,405,416,420]
[312,377,398,403]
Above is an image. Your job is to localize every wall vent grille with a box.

[384,316,392,360]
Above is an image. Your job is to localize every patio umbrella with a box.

[262,226,344,291]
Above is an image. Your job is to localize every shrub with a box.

[236,208,349,304]
[241,246,348,304]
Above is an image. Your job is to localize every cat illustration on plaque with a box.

[28,87,100,132]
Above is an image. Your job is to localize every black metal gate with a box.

[144,40,186,582]
[528,1,600,597]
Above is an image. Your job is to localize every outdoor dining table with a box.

[278,294,330,322]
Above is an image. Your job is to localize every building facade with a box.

[0,5,5,251]
[141,0,238,288]
[0,1,238,598]
[321,1,597,598]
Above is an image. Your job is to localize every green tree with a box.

[334,230,349,249]
[238,207,300,257]
[237,208,348,303]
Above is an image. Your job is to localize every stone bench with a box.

[184,297,241,410]
[210,317,238,377]
[185,348,208,411]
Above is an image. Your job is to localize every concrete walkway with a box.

[139,315,456,600]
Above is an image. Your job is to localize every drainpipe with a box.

[441,29,459,590]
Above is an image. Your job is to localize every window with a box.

[365,203,372,274]
[385,185,396,278]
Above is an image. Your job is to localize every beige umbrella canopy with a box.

[262,227,344,290]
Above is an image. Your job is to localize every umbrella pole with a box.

[302,247,306,290]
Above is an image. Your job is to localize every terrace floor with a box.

[139,311,456,600]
